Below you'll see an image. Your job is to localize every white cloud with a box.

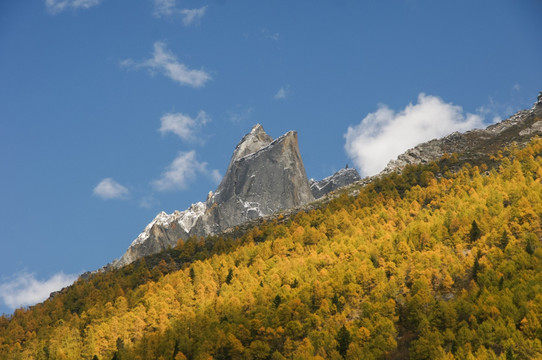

[0,272,77,310]
[93,178,129,199]
[45,0,102,14]
[153,0,176,17]
[121,41,211,88]
[153,151,219,191]
[344,93,484,177]
[159,110,210,142]
[153,0,207,26]
[512,83,521,92]
[274,86,289,100]
[180,6,207,26]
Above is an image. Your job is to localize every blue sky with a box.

[0,0,541,314]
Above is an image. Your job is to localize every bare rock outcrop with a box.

[310,167,361,199]
[115,203,206,267]
[191,125,314,236]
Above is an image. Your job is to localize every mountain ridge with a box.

[381,92,542,175]
[310,167,361,199]
[113,93,542,269]
[114,124,319,268]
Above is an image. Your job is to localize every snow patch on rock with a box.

[132,202,206,247]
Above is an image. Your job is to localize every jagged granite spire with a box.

[113,125,314,268]
[192,127,315,236]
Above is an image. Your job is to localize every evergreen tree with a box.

[273,294,282,308]
[225,268,234,284]
[499,230,509,250]
[189,267,195,282]
[332,294,344,313]
[469,220,482,243]
[336,325,352,358]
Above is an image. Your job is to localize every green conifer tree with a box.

[336,325,352,358]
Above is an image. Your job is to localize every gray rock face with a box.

[113,124,314,268]
[114,203,206,268]
[191,125,315,236]
[310,167,361,199]
[228,124,273,164]
[382,93,542,174]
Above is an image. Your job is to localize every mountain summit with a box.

[114,124,314,267]
[191,125,314,237]
[228,124,273,163]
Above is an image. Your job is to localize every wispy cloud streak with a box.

[121,42,211,88]
[159,110,210,143]
[180,6,207,26]
[153,0,207,26]
[153,151,220,191]
[45,0,103,14]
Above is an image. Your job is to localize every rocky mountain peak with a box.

[230,123,273,164]
[310,167,361,199]
[114,202,207,268]
[113,125,314,268]
[192,128,314,236]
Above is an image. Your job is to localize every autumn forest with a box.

[2,139,542,359]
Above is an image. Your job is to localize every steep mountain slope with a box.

[113,203,206,267]
[3,135,542,359]
[114,124,314,268]
[382,92,542,174]
[3,93,542,360]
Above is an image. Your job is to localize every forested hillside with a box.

[2,139,542,360]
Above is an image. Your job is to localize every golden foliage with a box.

[2,139,542,359]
